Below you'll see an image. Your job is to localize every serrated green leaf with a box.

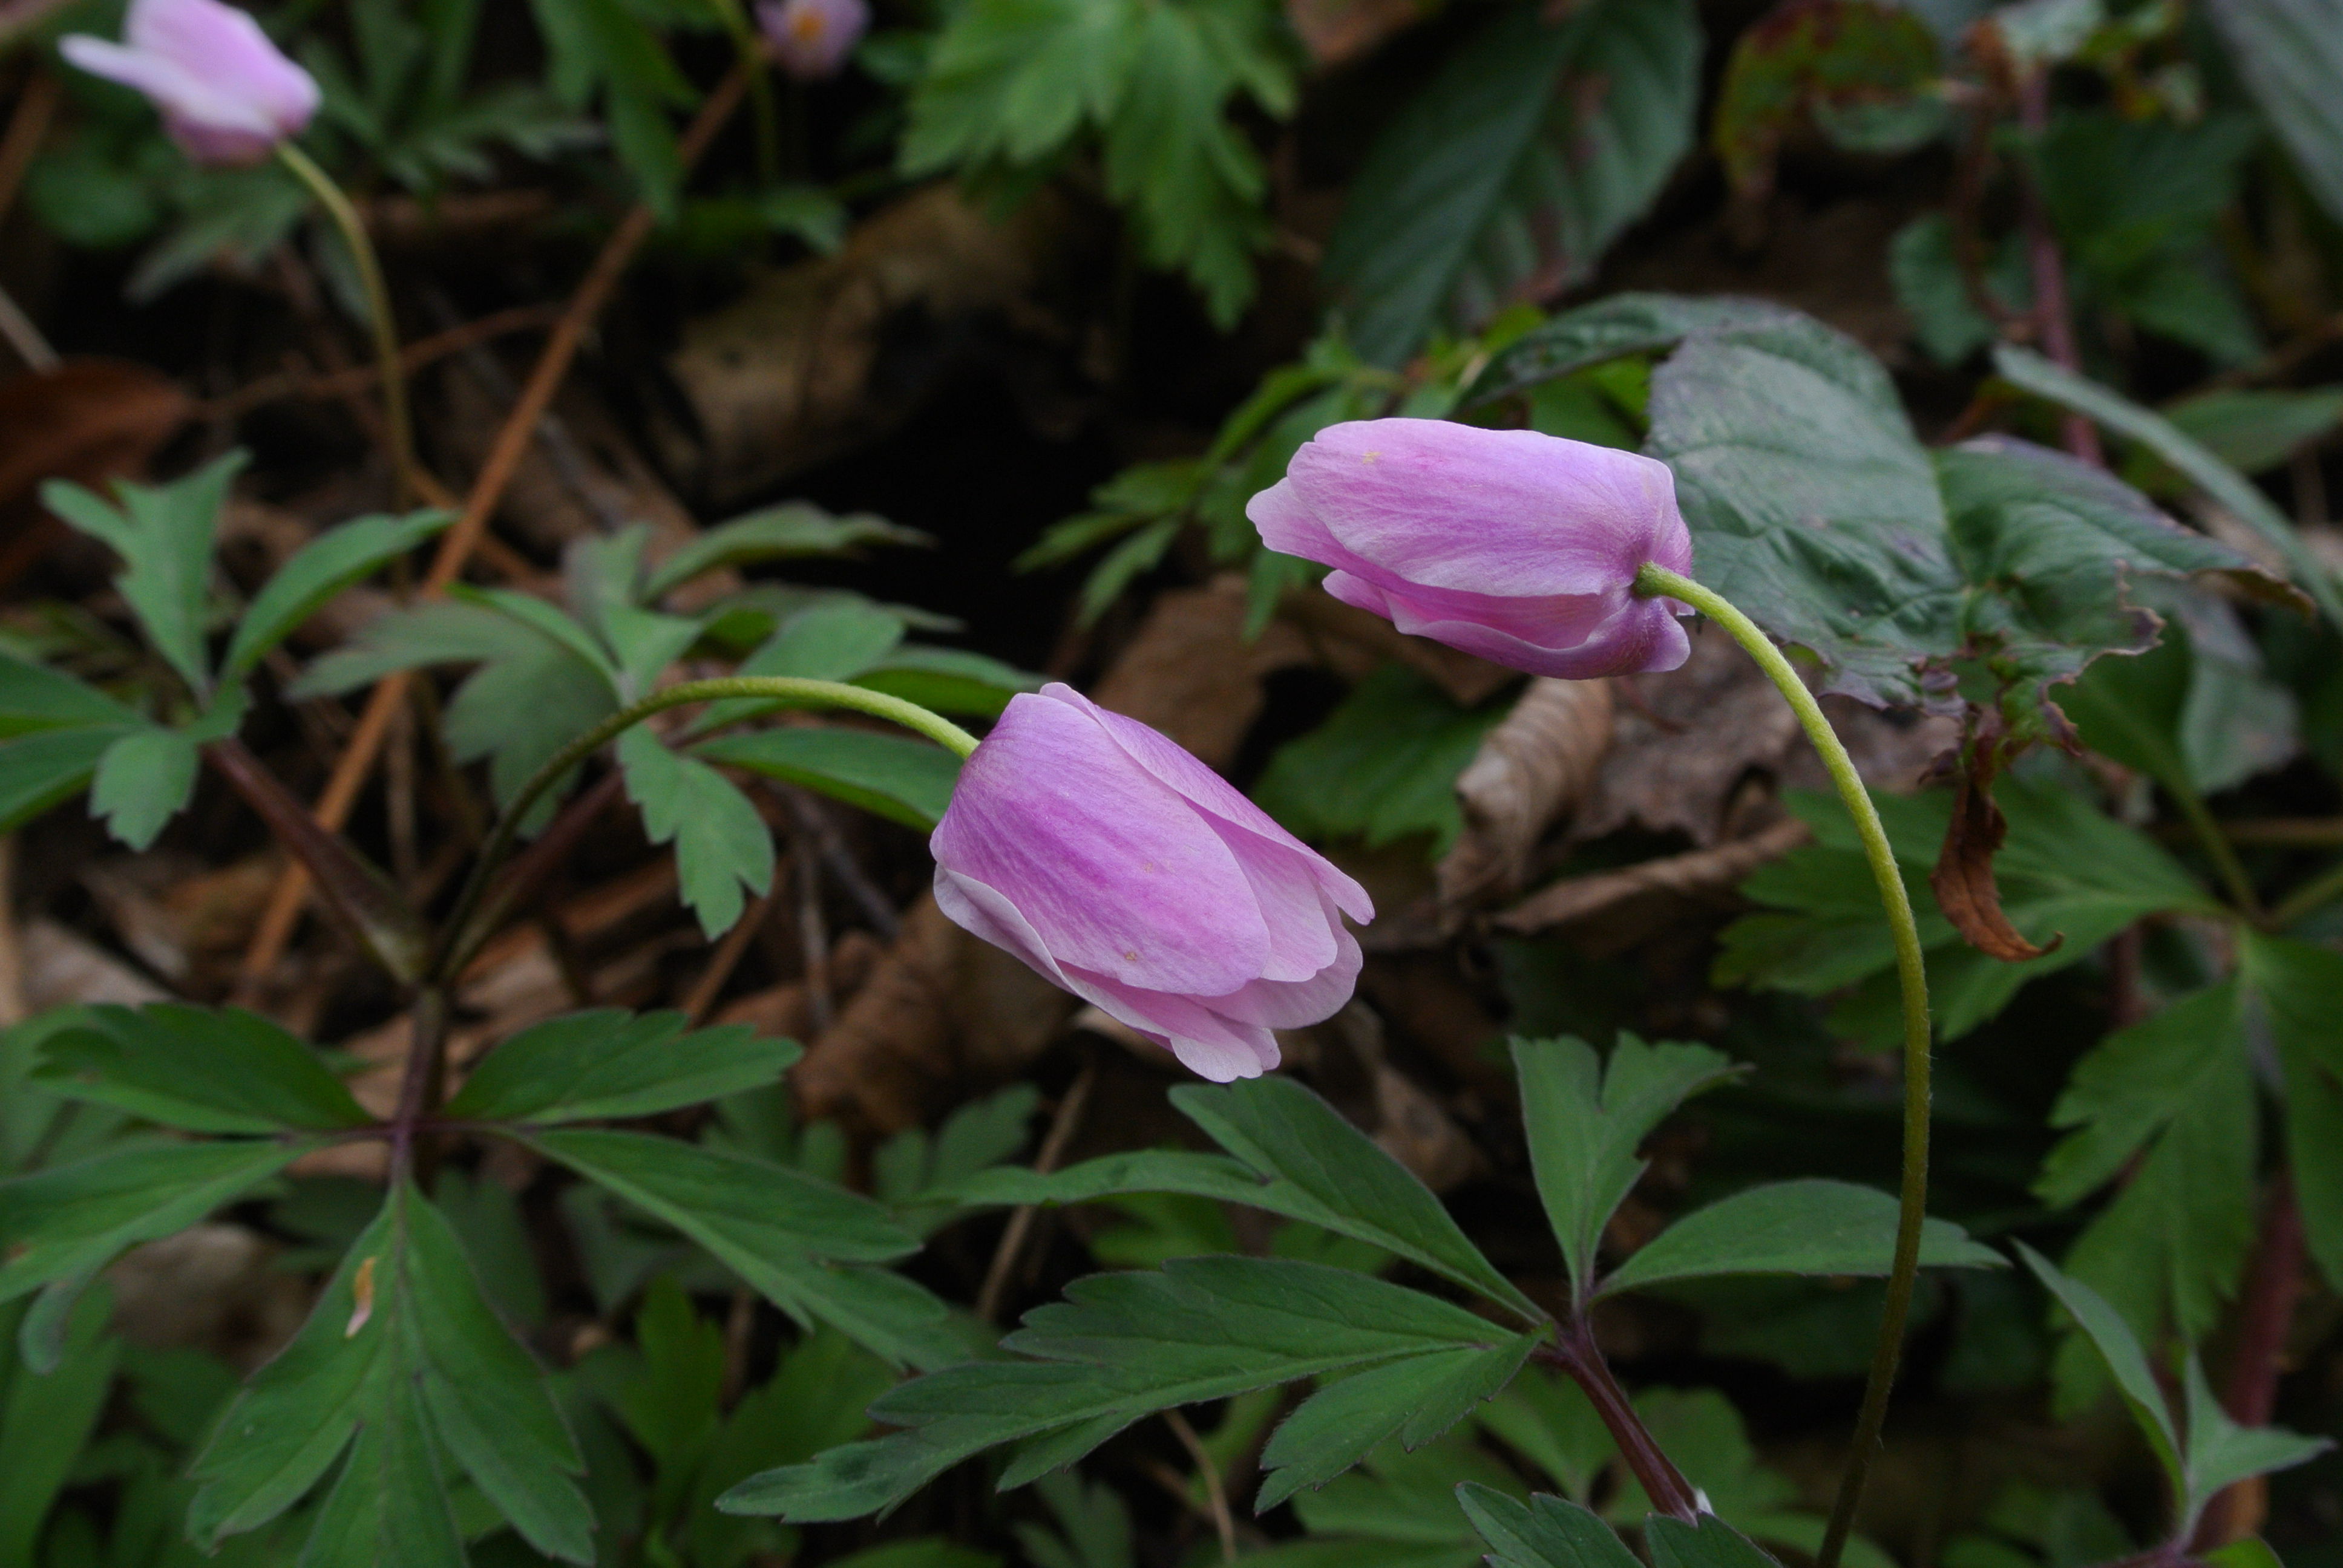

[2016,1241,2184,1497]
[1457,1485,1640,1568]
[617,727,775,939]
[1257,1333,1540,1510]
[698,727,961,829]
[1643,1514,1784,1568]
[41,451,243,698]
[0,1285,119,1563]
[1513,1033,1740,1303]
[2036,980,2246,1207]
[1323,0,1699,365]
[223,509,451,682]
[1992,344,2340,626]
[0,725,131,835]
[0,1141,306,1306]
[296,1374,467,1568]
[1475,1368,1614,1504]
[34,1004,370,1134]
[87,725,197,851]
[0,652,140,737]
[900,0,1141,174]
[442,1009,799,1125]
[1599,1179,1999,1295]
[1253,665,1506,854]
[2179,1353,2330,1529]
[645,505,928,600]
[2240,933,2343,1292]
[853,644,1043,718]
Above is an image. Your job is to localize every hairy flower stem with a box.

[1538,1319,1700,1521]
[432,677,980,982]
[1635,564,1932,1568]
[276,143,421,505]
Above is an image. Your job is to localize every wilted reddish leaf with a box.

[1930,755,2060,961]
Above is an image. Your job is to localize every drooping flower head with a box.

[1249,419,1696,679]
[757,0,871,79]
[61,0,318,168]
[931,684,1372,1082]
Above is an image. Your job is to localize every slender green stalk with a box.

[1636,564,1931,1567]
[433,677,980,981]
[2172,787,2266,922]
[277,142,420,503]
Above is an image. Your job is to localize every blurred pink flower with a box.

[61,0,318,167]
[1250,419,1696,679]
[757,0,870,79]
[930,684,1372,1082]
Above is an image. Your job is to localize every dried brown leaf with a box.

[1930,760,2059,961]
[1437,677,1614,910]
[1496,814,1812,935]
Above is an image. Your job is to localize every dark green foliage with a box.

[440,1010,801,1125]
[1253,665,1509,854]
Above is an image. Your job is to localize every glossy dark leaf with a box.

[1599,1179,1999,1295]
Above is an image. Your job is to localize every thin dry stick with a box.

[682,887,779,1025]
[974,1060,1099,1322]
[0,70,58,230]
[775,784,902,940]
[198,303,560,423]
[235,64,752,990]
[1164,1408,1238,1564]
[795,834,834,1034]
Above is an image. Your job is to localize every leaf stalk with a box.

[1634,563,1932,1568]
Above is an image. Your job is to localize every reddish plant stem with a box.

[1538,1319,1700,1522]
[2014,70,2103,467]
[2191,1175,2305,1552]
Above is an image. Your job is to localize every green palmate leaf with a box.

[721,1255,1526,1523]
[1254,666,1507,854]
[1513,1034,1740,1302]
[2203,0,2343,226]
[34,1004,370,1134]
[2179,1354,2330,1530]
[1475,1368,1614,1504]
[41,451,244,699]
[1598,1178,1999,1295]
[0,651,141,737]
[644,503,928,600]
[2016,1241,2183,1497]
[698,727,962,830]
[1643,1514,1785,1568]
[221,509,451,682]
[2036,981,2246,1208]
[1322,0,1699,366]
[0,1289,119,1563]
[1256,1333,1542,1510]
[1457,1485,1640,1568]
[742,600,906,682]
[189,1181,592,1561]
[900,0,1142,173]
[0,1141,308,1307]
[524,1128,953,1368]
[617,728,775,939]
[2240,933,2343,1289]
[527,0,693,218]
[87,725,197,851]
[1991,344,2341,626]
[441,1010,800,1125]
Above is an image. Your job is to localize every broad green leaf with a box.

[853,644,1043,718]
[617,728,775,939]
[190,1182,591,1560]
[1254,665,1507,854]
[2036,981,2246,1207]
[900,0,1141,174]
[2203,0,2343,226]
[0,1141,306,1305]
[2240,933,2343,1290]
[1290,1431,1515,1548]
[2016,1241,2183,1497]
[1599,1179,1999,1295]
[41,451,243,697]
[442,1009,801,1125]
[1457,1485,1640,1568]
[0,726,132,834]
[2060,602,2300,800]
[698,727,961,829]
[1171,1076,1542,1319]
[2157,387,2343,479]
[460,585,622,695]
[88,726,197,850]
[525,1128,948,1367]
[1463,293,1798,408]
[0,1287,119,1564]
[643,504,929,599]
[1257,1333,1541,1509]
[1513,1034,1740,1302]
[1992,344,2341,626]
[1643,1514,1784,1568]
[2178,1353,2330,1529]
[720,1256,1522,1522]
[221,509,451,682]
[0,652,140,737]
[34,1004,370,1134]
[742,600,905,682]
[1322,0,1699,365]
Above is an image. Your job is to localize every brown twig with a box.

[974,1059,1099,1322]
[682,887,779,1025]
[1164,1408,1238,1564]
[774,784,902,941]
[2192,1176,2305,1552]
[795,829,834,1035]
[197,304,560,423]
[235,64,752,990]
[1535,1321,1701,1523]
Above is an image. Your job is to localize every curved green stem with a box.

[277,142,419,503]
[433,677,980,982]
[1637,564,1930,1568]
